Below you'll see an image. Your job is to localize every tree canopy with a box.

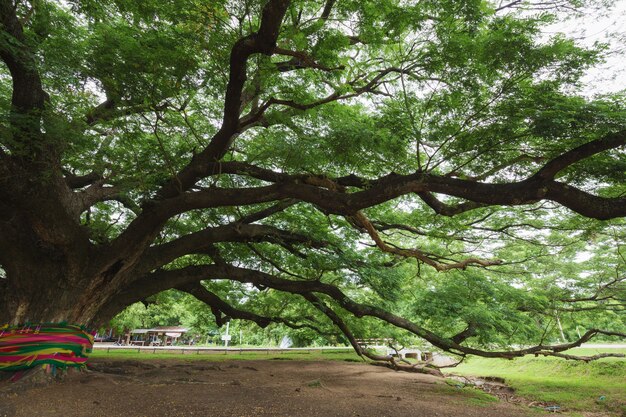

[0,0,625,368]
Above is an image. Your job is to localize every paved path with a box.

[580,343,626,349]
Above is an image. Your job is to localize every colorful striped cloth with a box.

[0,323,94,372]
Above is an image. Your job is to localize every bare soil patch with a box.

[1,358,536,417]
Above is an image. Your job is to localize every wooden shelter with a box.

[129,326,188,346]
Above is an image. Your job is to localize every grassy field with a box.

[446,348,626,416]
[90,348,363,363]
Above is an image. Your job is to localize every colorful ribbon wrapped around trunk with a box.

[0,323,95,372]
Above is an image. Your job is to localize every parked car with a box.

[94,335,118,343]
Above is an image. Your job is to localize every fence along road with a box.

[93,344,354,355]
[93,343,625,355]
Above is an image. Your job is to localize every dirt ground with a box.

[0,358,537,417]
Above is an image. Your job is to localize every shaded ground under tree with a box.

[1,359,537,417]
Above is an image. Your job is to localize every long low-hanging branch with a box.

[98,262,626,364]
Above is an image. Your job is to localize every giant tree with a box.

[1,0,625,365]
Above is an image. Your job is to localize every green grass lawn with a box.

[90,348,362,363]
[446,348,626,416]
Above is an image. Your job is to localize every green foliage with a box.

[2,0,625,355]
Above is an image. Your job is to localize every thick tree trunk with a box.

[1,285,127,327]
[1,273,103,326]
[0,171,136,326]
[0,250,129,327]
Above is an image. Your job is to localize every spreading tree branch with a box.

[534,351,625,362]
[350,212,502,271]
[532,130,626,180]
[156,0,291,199]
[559,276,626,303]
[304,293,444,376]
[0,0,46,113]
[138,223,326,273]
[97,263,626,362]
[179,282,331,335]
[85,99,169,126]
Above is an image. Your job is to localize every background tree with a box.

[1,0,625,367]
